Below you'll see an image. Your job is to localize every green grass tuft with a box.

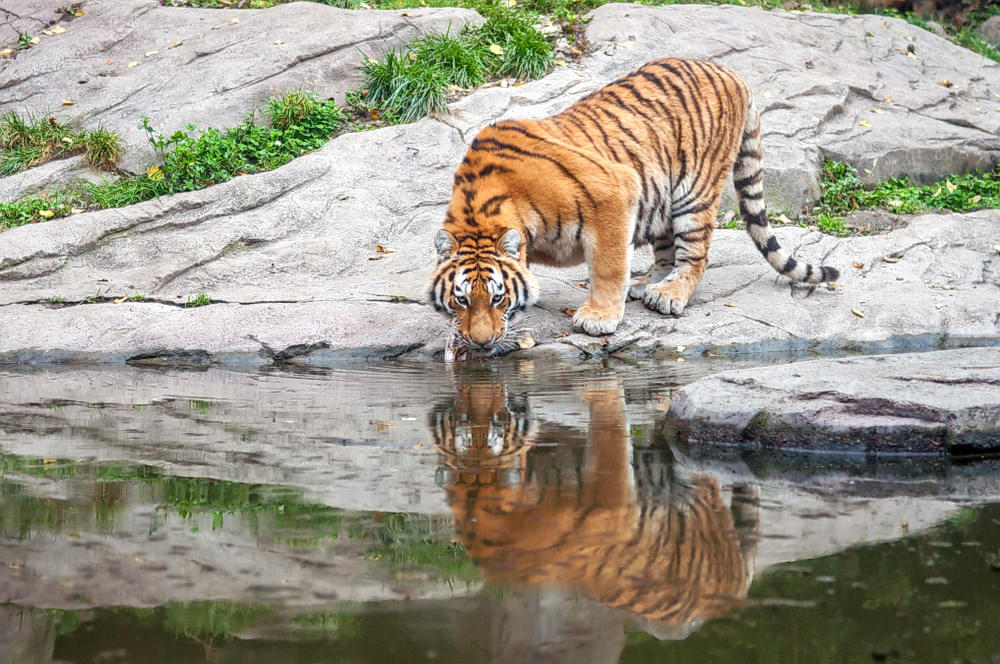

[358,13,552,124]
[185,293,211,307]
[0,112,124,175]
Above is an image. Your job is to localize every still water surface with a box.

[1,358,998,663]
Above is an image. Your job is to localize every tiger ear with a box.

[434,229,457,262]
[498,229,522,260]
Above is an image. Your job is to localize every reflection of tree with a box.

[431,374,759,642]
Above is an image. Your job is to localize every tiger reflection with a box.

[429,377,759,633]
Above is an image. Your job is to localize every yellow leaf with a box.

[888,199,903,207]
[75,9,85,16]
[0,48,14,57]
[144,50,159,56]
[870,108,884,114]
[518,332,536,350]
[113,295,128,304]
[858,119,872,128]
[147,165,164,180]
[30,36,40,45]
[169,40,183,48]
[51,25,67,34]
[38,210,55,218]
[906,51,916,58]
[971,195,981,204]
[851,308,865,318]
[884,96,893,103]
[489,44,504,56]
[761,90,772,98]
[274,40,284,45]
[933,187,942,196]
[61,100,75,105]
[939,79,953,88]
[127,61,141,68]
[945,180,957,193]
[230,17,239,24]
[852,261,864,269]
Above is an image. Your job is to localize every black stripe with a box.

[782,256,798,274]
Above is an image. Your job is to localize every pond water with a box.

[1,358,999,664]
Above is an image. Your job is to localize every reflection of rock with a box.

[0,605,55,664]
[431,374,760,642]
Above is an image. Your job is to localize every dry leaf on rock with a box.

[851,308,865,318]
[560,307,576,317]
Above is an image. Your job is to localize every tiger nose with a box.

[468,320,495,347]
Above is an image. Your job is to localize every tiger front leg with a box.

[572,203,635,337]
[643,209,713,316]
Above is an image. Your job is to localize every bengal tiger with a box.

[431,379,760,632]
[427,57,839,355]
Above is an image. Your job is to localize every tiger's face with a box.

[427,228,539,355]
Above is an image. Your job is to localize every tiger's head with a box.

[426,228,539,355]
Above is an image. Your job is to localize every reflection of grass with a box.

[364,512,480,588]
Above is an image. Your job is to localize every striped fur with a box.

[427,58,839,351]
[433,382,761,628]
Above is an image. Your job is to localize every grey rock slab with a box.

[0,154,107,202]
[0,0,482,172]
[0,0,67,53]
[665,347,1000,452]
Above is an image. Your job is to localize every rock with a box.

[0,0,68,53]
[0,3,998,364]
[665,347,1000,452]
[0,0,483,173]
[0,155,107,202]
[976,15,1000,49]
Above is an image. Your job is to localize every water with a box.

[1,358,999,663]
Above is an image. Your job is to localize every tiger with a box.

[430,378,760,634]
[427,57,839,355]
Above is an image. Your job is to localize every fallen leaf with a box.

[43,25,67,35]
[560,307,576,317]
[724,303,737,308]
[30,36,40,45]
[274,40,284,45]
[888,199,903,207]
[411,443,424,450]
[400,11,411,15]
[38,210,55,218]
[851,308,865,318]
[971,195,982,204]
[518,332,536,350]
[113,295,128,304]
[75,9,85,15]
[144,50,159,56]
[858,119,872,128]
[775,213,792,224]
[0,48,14,57]
[553,332,570,338]
[574,281,588,289]
[906,51,916,58]
[945,180,957,193]
[230,17,239,24]
[61,100,75,105]
[994,244,1000,254]
[127,61,141,68]
[883,255,900,263]
[761,90,772,98]
[870,108,884,114]
[146,165,164,180]
[169,40,183,48]
[884,96,893,103]
[106,59,114,65]
[489,44,504,55]
[852,261,864,269]
[939,79,953,88]
[70,207,84,214]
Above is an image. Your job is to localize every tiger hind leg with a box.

[642,206,714,316]
[628,231,675,300]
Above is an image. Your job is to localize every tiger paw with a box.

[572,304,622,336]
[643,284,688,316]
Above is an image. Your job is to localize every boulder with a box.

[0,2,997,364]
[975,15,1000,49]
[665,347,1000,452]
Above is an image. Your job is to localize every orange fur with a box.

[427,58,839,353]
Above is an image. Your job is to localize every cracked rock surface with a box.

[666,347,1000,450]
[0,2,997,365]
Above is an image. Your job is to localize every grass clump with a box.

[0,112,123,176]
[185,293,211,307]
[0,189,89,230]
[358,11,553,123]
[819,159,1000,215]
[88,91,344,209]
